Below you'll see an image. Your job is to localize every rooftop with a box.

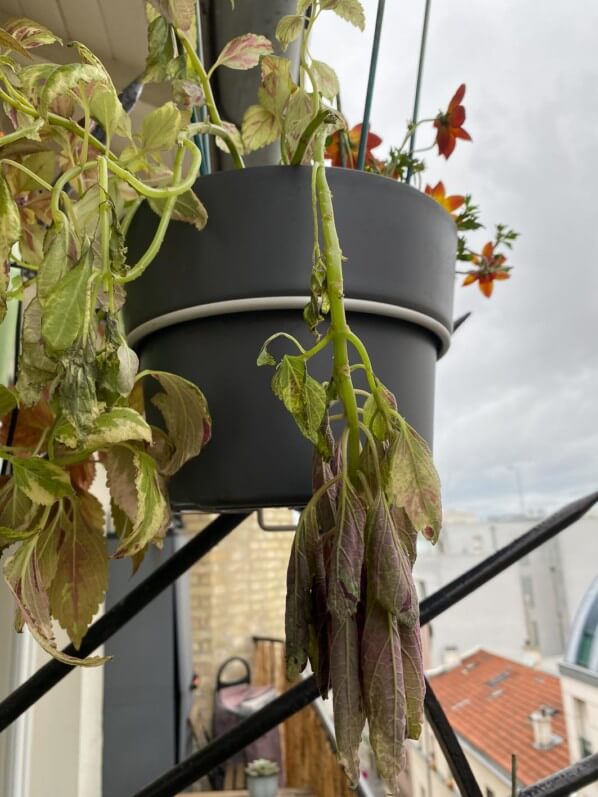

[429,649,569,786]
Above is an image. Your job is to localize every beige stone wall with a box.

[560,673,598,797]
[184,510,295,732]
[408,725,512,797]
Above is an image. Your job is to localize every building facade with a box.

[559,577,598,797]
[409,650,570,797]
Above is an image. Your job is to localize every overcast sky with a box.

[312,0,598,517]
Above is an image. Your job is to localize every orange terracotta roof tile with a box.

[429,649,569,786]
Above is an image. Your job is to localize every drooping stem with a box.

[188,122,245,169]
[291,108,336,166]
[0,159,53,192]
[314,135,361,477]
[180,34,245,169]
[106,138,201,199]
[117,144,186,284]
[98,156,113,310]
[0,121,44,148]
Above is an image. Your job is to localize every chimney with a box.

[443,645,461,670]
[530,707,554,749]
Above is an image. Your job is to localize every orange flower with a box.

[434,84,472,159]
[463,241,510,298]
[425,182,465,216]
[326,123,382,168]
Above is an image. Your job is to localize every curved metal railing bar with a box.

[128,490,598,796]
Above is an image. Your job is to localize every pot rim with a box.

[126,295,452,357]
[184,163,457,234]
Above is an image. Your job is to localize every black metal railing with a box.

[1,492,597,796]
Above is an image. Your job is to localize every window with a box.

[574,698,592,757]
[576,597,598,667]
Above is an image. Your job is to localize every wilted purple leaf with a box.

[361,596,406,795]
[285,503,317,680]
[400,622,425,739]
[385,422,442,543]
[306,526,331,697]
[366,494,418,626]
[312,445,337,535]
[330,612,365,787]
[392,505,418,566]
[328,479,366,618]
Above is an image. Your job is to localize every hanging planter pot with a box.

[124,166,456,512]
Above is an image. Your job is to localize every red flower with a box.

[326,124,382,168]
[425,182,465,216]
[434,84,472,159]
[463,241,510,298]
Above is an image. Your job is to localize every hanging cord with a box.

[192,0,211,175]
[406,0,432,184]
[0,299,22,477]
[356,0,386,171]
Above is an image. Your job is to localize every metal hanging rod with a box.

[356,0,386,171]
[406,0,432,184]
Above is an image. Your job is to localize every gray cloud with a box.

[313,0,598,515]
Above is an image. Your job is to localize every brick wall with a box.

[184,510,295,732]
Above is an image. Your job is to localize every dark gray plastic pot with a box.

[124,166,456,512]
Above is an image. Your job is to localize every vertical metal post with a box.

[194,0,211,175]
[356,0,386,171]
[406,0,432,184]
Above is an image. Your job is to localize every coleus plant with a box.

[0,13,213,664]
[0,0,517,792]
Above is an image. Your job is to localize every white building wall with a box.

[408,731,512,797]
[415,514,598,667]
[560,671,598,797]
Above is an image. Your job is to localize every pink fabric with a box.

[213,685,283,779]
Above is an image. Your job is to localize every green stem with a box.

[347,330,396,427]
[116,144,185,284]
[180,33,245,170]
[0,87,113,158]
[81,103,91,168]
[358,421,382,486]
[10,255,38,272]
[314,136,360,478]
[47,112,109,156]
[121,198,143,237]
[346,331,377,392]
[0,121,44,148]
[0,159,53,192]
[98,156,113,310]
[106,138,201,199]
[396,117,435,154]
[188,122,245,169]
[291,108,336,166]
[0,88,36,118]
[50,163,95,226]
[301,331,331,361]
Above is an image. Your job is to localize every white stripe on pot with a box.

[126,296,452,357]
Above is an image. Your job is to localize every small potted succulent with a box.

[245,758,280,797]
